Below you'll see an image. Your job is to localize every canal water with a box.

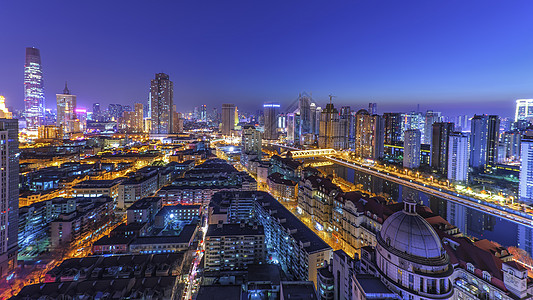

[321,164,533,256]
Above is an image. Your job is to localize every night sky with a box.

[1,0,533,117]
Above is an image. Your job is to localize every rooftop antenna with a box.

[329,94,335,105]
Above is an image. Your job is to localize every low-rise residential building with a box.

[126,197,162,225]
[72,178,123,201]
[118,168,159,210]
[154,204,201,228]
[129,224,197,254]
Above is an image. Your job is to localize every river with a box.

[320,163,533,256]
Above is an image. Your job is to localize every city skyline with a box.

[1,1,533,117]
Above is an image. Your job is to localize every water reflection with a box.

[322,164,532,255]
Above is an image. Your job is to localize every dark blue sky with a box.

[1,0,533,117]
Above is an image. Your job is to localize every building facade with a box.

[56,83,77,134]
[448,132,470,182]
[24,47,45,131]
[149,73,173,134]
[403,129,421,169]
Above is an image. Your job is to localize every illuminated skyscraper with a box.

[448,132,470,182]
[519,135,533,204]
[24,47,45,130]
[383,113,402,144]
[56,82,77,134]
[515,99,533,122]
[0,119,19,275]
[424,110,442,144]
[149,73,173,134]
[0,96,12,119]
[263,102,280,140]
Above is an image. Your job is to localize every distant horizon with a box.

[2,1,533,120]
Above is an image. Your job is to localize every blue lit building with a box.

[24,47,45,131]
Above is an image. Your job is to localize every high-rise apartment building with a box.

[431,122,455,175]
[355,110,385,160]
[401,111,424,142]
[448,132,470,182]
[470,115,500,170]
[221,103,237,135]
[263,102,280,140]
[119,103,144,133]
[0,119,19,276]
[241,124,262,156]
[519,135,533,204]
[56,83,77,134]
[340,106,353,149]
[24,47,45,130]
[383,113,402,144]
[319,103,342,150]
[424,110,441,144]
[403,129,421,169]
[149,73,173,134]
[515,99,533,122]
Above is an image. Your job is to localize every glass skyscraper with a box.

[24,47,45,131]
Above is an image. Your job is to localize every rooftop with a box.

[206,223,264,237]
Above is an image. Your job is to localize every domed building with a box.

[370,200,454,299]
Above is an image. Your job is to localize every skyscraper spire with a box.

[63,81,70,95]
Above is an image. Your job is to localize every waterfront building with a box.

[448,132,470,182]
[403,129,421,169]
[319,102,343,150]
[470,115,500,171]
[149,73,173,134]
[24,47,45,131]
[384,113,403,144]
[297,175,341,232]
[500,131,521,163]
[340,106,353,149]
[431,122,455,175]
[519,135,533,204]
[402,111,425,142]
[424,110,442,144]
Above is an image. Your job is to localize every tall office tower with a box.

[383,112,402,144]
[401,111,425,141]
[242,124,262,156]
[56,82,77,134]
[0,119,19,275]
[149,73,173,134]
[520,135,533,203]
[340,106,352,149]
[424,110,441,144]
[75,108,87,132]
[500,131,522,162]
[221,103,237,135]
[403,129,421,169]
[263,102,280,140]
[515,99,533,122]
[431,122,455,175]
[314,105,322,136]
[368,103,377,115]
[24,47,45,130]
[448,132,470,182]
[200,104,207,122]
[298,94,312,137]
[470,115,500,170]
[0,96,12,119]
[319,103,342,149]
